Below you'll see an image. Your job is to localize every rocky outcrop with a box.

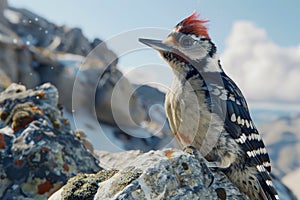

[49,148,248,200]
[49,149,297,200]
[5,6,115,60]
[0,2,164,152]
[260,115,300,178]
[0,0,7,25]
[0,83,101,199]
[0,3,146,129]
[0,2,296,199]
[283,167,300,198]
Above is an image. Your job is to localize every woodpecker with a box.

[139,12,279,200]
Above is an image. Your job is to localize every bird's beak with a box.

[139,38,172,52]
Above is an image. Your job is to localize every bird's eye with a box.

[179,35,195,48]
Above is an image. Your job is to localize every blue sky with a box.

[8,0,300,113]
[9,0,300,51]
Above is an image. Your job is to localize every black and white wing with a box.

[205,71,279,200]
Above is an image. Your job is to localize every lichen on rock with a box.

[0,83,101,199]
[50,149,248,200]
[61,169,119,200]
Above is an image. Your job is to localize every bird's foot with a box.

[206,161,221,168]
[183,145,198,156]
[183,145,215,187]
[183,146,221,168]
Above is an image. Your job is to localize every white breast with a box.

[165,75,224,157]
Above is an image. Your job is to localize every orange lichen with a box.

[62,118,70,126]
[37,180,53,194]
[12,116,34,132]
[34,91,46,99]
[13,159,23,166]
[37,135,42,141]
[41,147,50,152]
[164,150,174,158]
[31,106,44,114]
[0,134,7,149]
[63,163,69,172]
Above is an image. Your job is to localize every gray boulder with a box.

[0,0,7,24]
[50,148,297,200]
[0,83,101,199]
[0,2,147,131]
[49,149,248,200]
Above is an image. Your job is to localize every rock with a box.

[89,38,118,66]
[95,68,147,127]
[56,27,91,55]
[0,0,7,12]
[5,6,117,63]
[95,150,142,170]
[282,167,300,199]
[0,39,40,88]
[17,47,40,88]
[0,0,8,24]
[51,149,298,200]
[259,115,300,178]
[0,1,172,153]
[134,85,177,147]
[0,68,12,91]
[272,173,298,200]
[0,3,148,132]
[0,41,19,83]
[49,148,248,200]
[0,83,101,199]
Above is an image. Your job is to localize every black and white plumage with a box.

[139,12,279,200]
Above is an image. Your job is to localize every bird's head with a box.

[139,12,220,73]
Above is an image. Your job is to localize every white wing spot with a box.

[231,113,236,122]
[219,93,227,100]
[235,133,247,144]
[263,162,271,167]
[237,116,241,124]
[247,147,267,158]
[250,121,254,129]
[245,120,250,128]
[212,88,221,96]
[221,89,228,95]
[247,133,261,141]
[256,165,266,172]
[266,180,273,186]
[246,151,252,157]
[229,95,235,102]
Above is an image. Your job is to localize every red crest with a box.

[176,11,210,39]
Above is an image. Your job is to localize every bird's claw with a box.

[183,145,198,156]
[206,161,221,168]
[183,145,215,187]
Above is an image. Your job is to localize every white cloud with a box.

[221,21,300,104]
